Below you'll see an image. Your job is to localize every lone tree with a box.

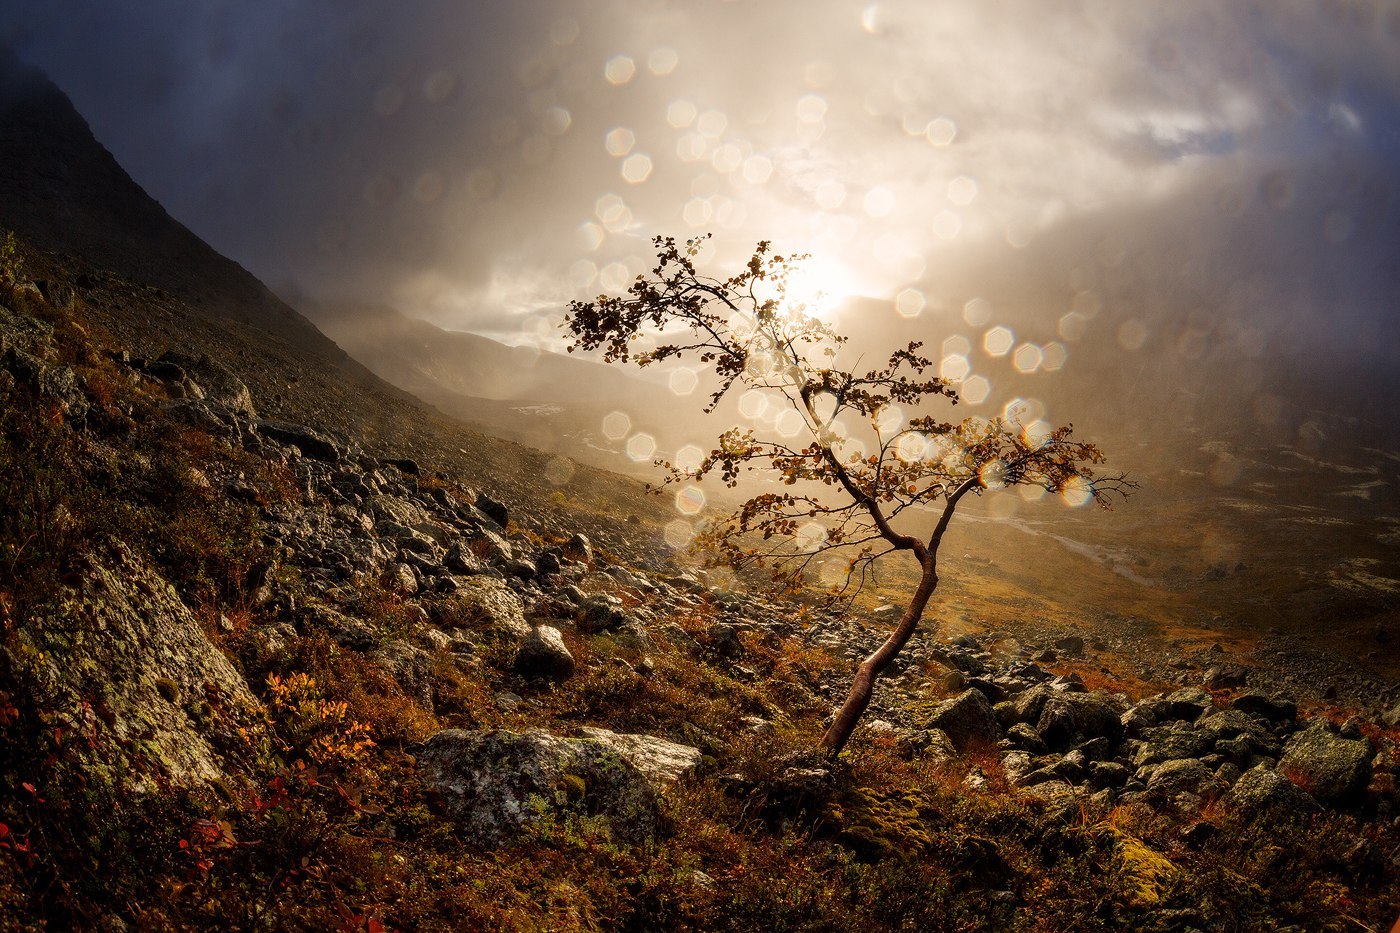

[565,236,1131,756]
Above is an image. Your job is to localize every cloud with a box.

[2,0,1397,367]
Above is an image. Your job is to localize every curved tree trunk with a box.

[820,558,939,756]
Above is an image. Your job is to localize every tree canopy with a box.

[566,235,1132,754]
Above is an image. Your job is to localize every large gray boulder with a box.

[1145,758,1218,798]
[255,420,343,462]
[13,544,254,788]
[514,625,575,680]
[157,351,256,419]
[577,727,701,785]
[416,729,664,846]
[926,688,1001,751]
[1277,722,1372,807]
[446,576,530,640]
[1223,765,1319,821]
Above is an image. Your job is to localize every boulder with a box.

[156,351,256,419]
[16,543,254,787]
[514,626,575,680]
[1277,722,1372,807]
[561,533,594,564]
[416,728,664,845]
[476,492,510,529]
[926,688,1001,751]
[256,420,343,462]
[447,576,530,640]
[371,639,435,711]
[1132,721,1214,768]
[2,346,88,420]
[1230,691,1297,723]
[1202,664,1249,690]
[1223,765,1319,821]
[576,727,701,784]
[465,527,513,564]
[1145,758,1217,798]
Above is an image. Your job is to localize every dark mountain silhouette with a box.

[0,52,667,514]
[0,51,329,348]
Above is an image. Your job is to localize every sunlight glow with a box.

[674,444,704,473]
[674,484,706,515]
[605,127,636,157]
[941,353,970,381]
[961,374,991,404]
[626,433,657,461]
[775,408,806,437]
[984,326,1014,357]
[604,55,636,85]
[796,521,828,551]
[895,288,925,318]
[926,117,957,146]
[947,175,978,205]
[602,410,631,440]
[1013,342,1043,373]
[739,389,769,420]
[666,99,698,128]
[648,47,679,75]
[621,153,653,183]
[1118,319,1149,351]
[544,457,575,485]
[980,459,1008,490]
[964,297,992,326]
[1060,475,1094,507]
[669,367,699,395]
[664,519,694,549]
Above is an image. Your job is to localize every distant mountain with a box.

[303,300,720,473]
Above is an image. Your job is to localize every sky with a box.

[3,0,1399,388]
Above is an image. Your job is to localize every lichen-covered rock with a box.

[416,728,664,846]
[514,625,575,680]
[1223,765,1319,821]
[447,576,530,640]
[926,688,1001,751]
[465,527,513,564]
[371,639,436,712]
[156,351,256,419]
[1145,758,1217,798]
[561,532,593,564]
[1277,722,1372,807]
[577,727,701,785]
[13,543,254,787]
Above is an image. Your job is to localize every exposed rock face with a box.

[514,625,575,680]
[14,543,254,787]
[416,729,664,846]
[577,727,701,785]
[1277,722,1372,807]
[925,688,1001,751]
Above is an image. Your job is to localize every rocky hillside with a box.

[1,234,1398,931]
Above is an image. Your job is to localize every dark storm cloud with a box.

[3,0,1399,372]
